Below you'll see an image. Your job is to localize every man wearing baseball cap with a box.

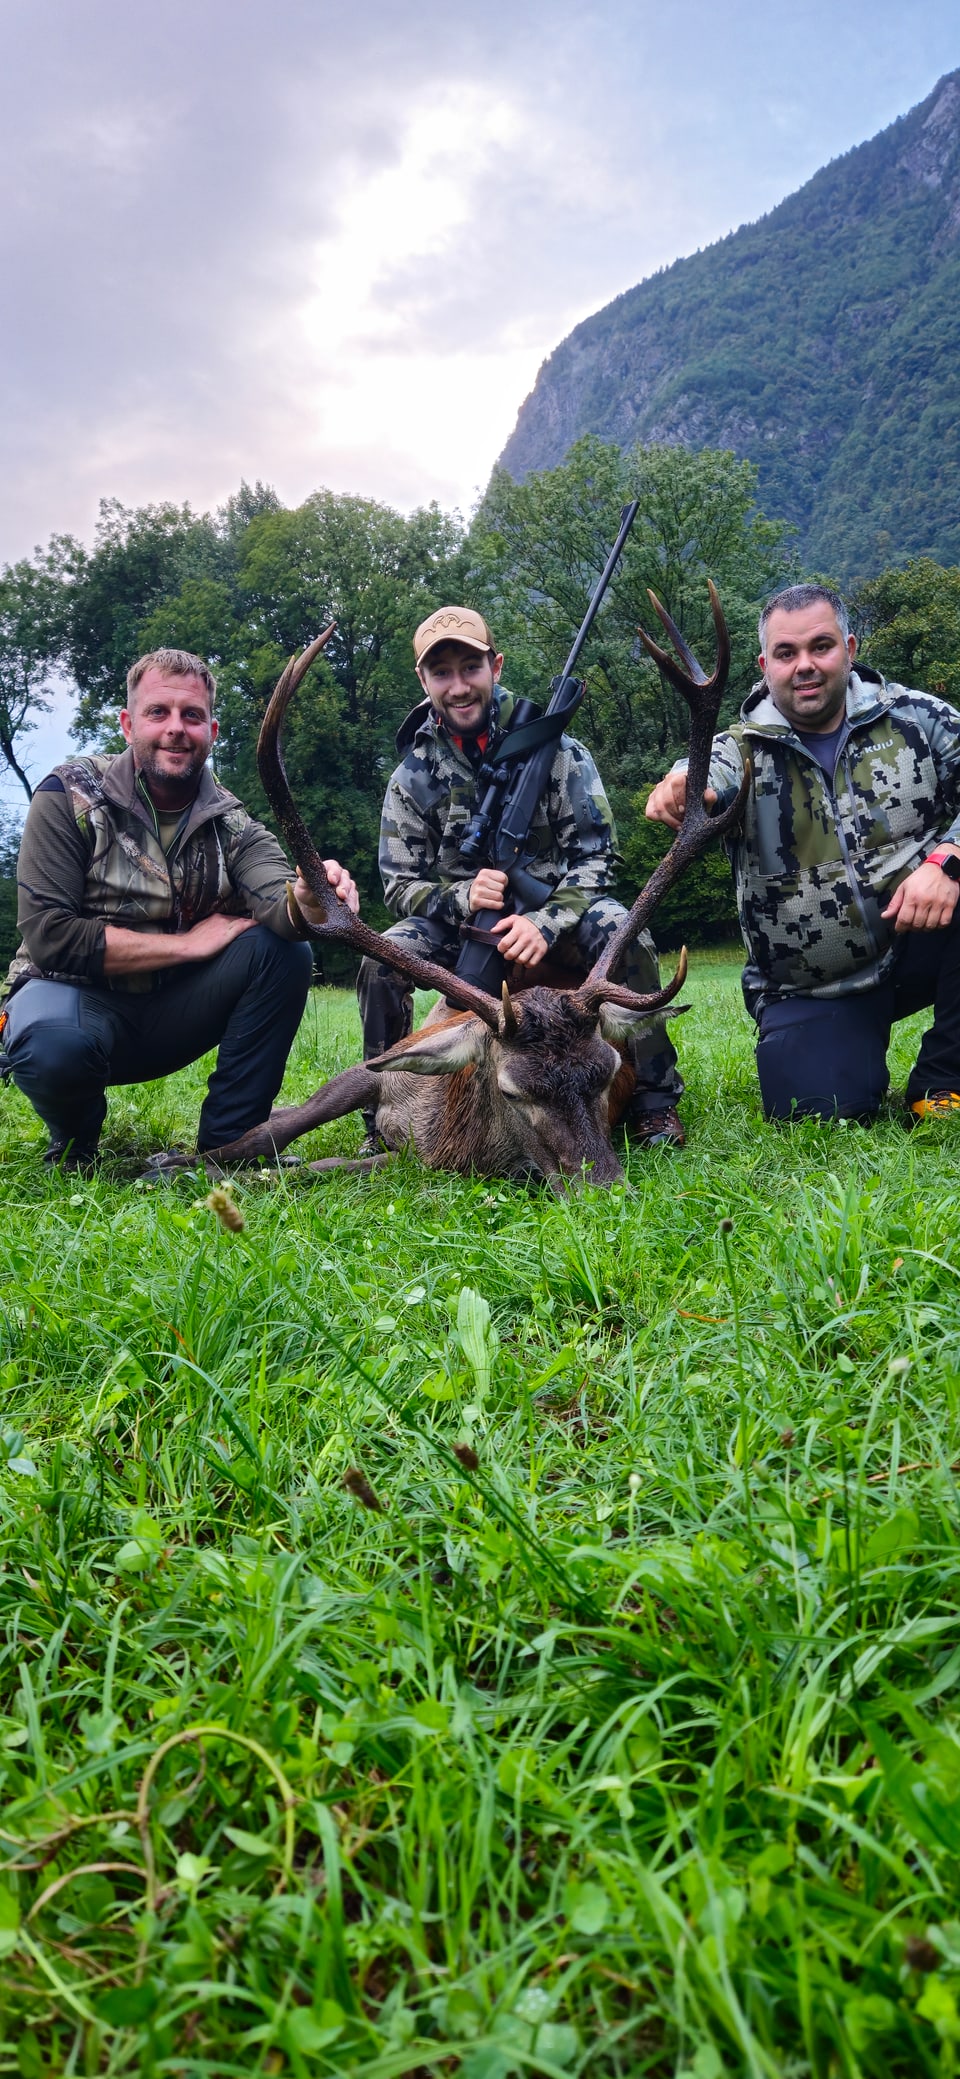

[355,605,684,1152]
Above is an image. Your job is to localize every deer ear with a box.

[368,1014,487,1078]
[598,1002,689,1043]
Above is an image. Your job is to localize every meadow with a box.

[1,948,959,2078]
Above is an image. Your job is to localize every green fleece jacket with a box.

[6,749,300,995]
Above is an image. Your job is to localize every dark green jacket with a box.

[6,750,298,995]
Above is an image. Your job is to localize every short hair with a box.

[758,584,850,650]
[126,648,217,706]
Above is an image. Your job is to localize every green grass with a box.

[2,949,960,2077]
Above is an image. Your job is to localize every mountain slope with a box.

[498,72,960,582]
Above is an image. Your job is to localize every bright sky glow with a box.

[1,0,958,799]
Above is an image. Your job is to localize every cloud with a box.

[2,0,958,564]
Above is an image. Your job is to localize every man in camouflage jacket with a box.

[646,583,960,1122]
[1,647,356,1167]
[358,604,683,1148]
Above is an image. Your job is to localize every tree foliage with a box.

[0,557,64,799]
[856,558,960,700]
[0,810,19,973]
[474,440,791,793]
[472,439,791,899]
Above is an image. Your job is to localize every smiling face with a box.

[120,667,218,807]
[759,603,857,734]
[417,639,503,738]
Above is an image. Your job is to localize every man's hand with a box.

[645,771,718,831]
[469,867,509,913]
[490,913,548,967]
[882,858,960,934]
[102,912,256,974]
[290,859,360,927]
[182,914,257,959]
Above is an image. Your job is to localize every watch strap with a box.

[928,848,960,882]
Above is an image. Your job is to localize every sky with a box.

[2,0,959,800]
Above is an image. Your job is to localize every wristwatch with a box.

[927,847,960,883]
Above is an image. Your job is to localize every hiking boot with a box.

[623,1104,685,1149]
[358,1110,388,1158]
[906,1091,960,1125]
[44,1138,99,1174]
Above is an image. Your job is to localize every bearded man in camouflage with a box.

[356,604,684,1153]
[646,583,960,1123]
[1,648,356,1169]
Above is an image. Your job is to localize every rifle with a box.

[455,500,639,994]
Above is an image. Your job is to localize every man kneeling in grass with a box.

[0,647,356,1170]
[645,583,960,1124]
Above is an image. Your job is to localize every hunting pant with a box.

[1,927,314,1153]
[753,909,960,1119]
[356,899,683,1115]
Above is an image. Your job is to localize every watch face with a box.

[943,855,960,883]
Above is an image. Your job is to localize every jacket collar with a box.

[99,747,241,837]
[740,666,887,736]
[395,686,516,756]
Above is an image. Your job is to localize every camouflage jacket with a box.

[379,689,619,947]
[6,749,298,996]
[677,668,960,1006]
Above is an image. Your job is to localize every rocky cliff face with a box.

[498,72,960,581]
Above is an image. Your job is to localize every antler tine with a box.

[257,635,504,1030]
[638,580,731,698]
[573,583,746,1003]
[257,624,343,921]
[574,946,690,1019]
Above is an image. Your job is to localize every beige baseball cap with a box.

[413,605,496,669]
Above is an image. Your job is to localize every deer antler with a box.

[257,632,504,1030]
[572,581,749,1011]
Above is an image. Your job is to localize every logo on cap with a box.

[413,606,495,668]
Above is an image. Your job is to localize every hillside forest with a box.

[499,71,960,584]
[2,438,960,971]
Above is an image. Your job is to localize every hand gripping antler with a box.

[258,631,504,1029]
[572,581,750,1012]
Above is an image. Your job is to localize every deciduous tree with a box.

[857,558,960,699]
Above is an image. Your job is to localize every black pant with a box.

[755,914,960,1119]
[2,927,314,1150]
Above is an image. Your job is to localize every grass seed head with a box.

[904,1935,940,1973]
[343,1466,384,1511]
[205,1187,245,1232]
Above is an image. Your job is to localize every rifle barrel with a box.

[559,499,639,682]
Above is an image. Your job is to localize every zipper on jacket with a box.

[136,775,187,934]
[745,724,881,959]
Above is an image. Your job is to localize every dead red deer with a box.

[206,589,747,1193]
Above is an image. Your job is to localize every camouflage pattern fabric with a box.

[672,669,960,1011]
[379,689,620,948]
